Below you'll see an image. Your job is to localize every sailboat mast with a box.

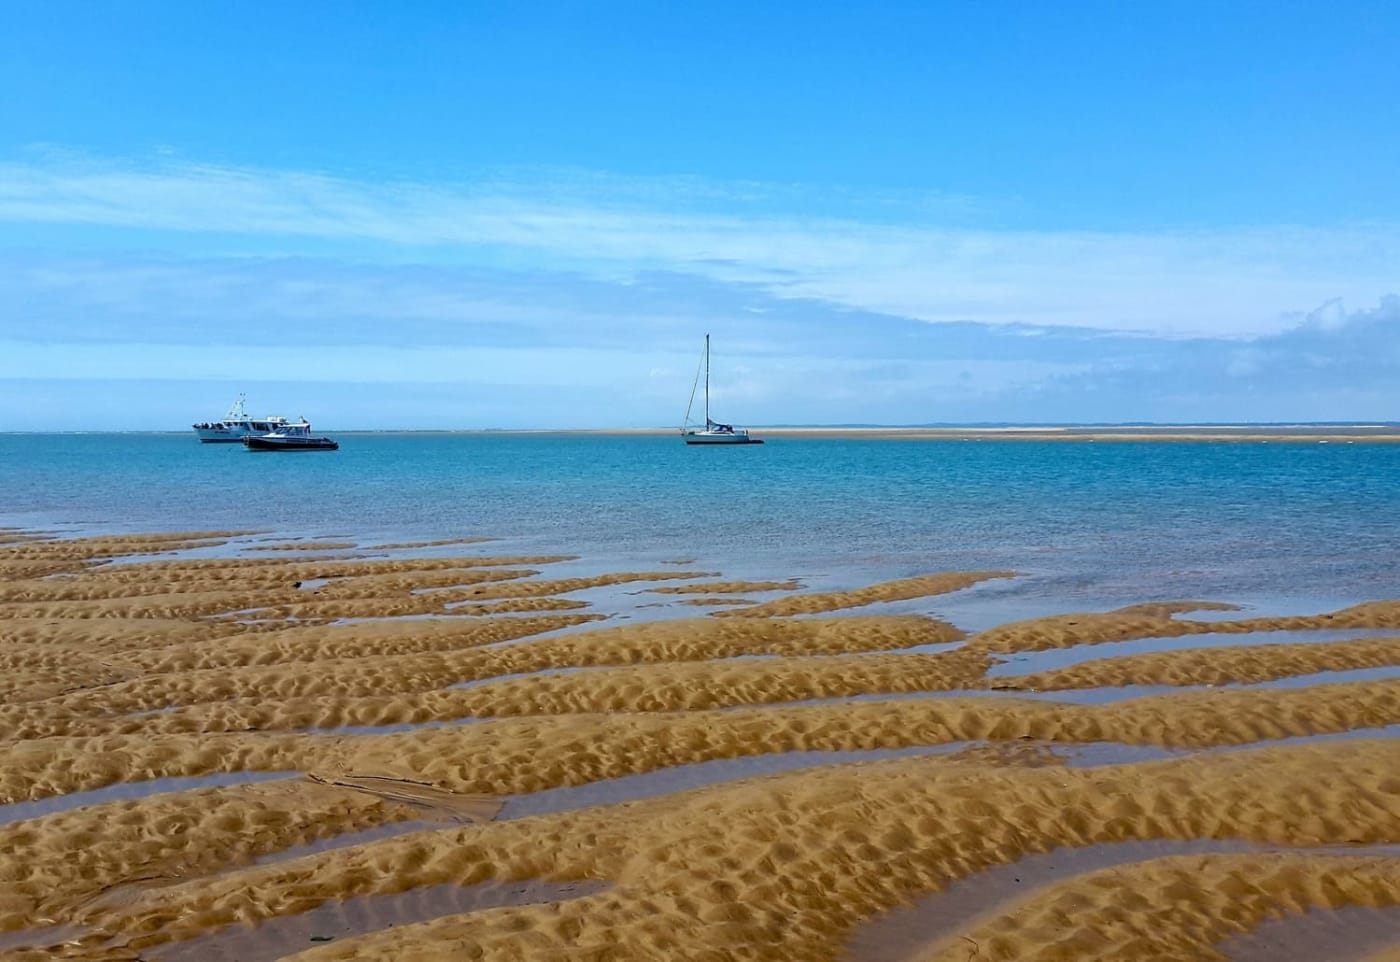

[704,333,711,426]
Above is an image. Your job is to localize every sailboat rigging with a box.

[680,334,763,445]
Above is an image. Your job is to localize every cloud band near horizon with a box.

[4,153,1400,338]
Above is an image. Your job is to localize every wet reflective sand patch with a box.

[1213,723,1400,752]
[646,578,803,594]
[143,879,607,962]
[845,840,1400,962]
[777,664,1400,709]
[500,745,979,819]
[499,741,1183,820]
[987,627,1388,676]
[0,923,88,953]
[1024,663,1400,703]
[1219,904,1400,962]
[0,771,297,826]
[871,639,967,657]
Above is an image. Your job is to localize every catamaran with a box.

[681,334,763,445]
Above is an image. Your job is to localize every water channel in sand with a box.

[844,840,1400,962]
[986,627,1391,676]
[767,664,1400,710]
[1218,903,1400,961]
[142,879,608,962]
[0,772,298,827]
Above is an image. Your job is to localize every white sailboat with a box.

[681,334,763,445]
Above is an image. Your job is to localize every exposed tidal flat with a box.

[0,524,1396,962]
[1,434,1400,960]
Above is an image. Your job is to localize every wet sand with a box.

[0,531,1397,960]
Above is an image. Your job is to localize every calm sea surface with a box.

[3,432,1399,617]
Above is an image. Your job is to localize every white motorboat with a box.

[193,394,308,442]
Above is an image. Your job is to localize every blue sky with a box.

[2,0,1399,429]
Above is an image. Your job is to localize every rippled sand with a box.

[0,531,1397,960]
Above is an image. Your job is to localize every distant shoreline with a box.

[730,425,1400,442]
[10,424,1400,442]
[349,424,1400,442]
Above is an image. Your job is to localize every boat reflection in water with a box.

[242,423,340,451]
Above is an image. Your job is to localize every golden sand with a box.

[1019,635,1400,690]
[714,571,1014,617]
[916,852,1399,962]
[367,538,498,550]
[0,531,1396,961]
[966,599,1400,653]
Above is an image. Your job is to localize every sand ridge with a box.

[714,571,1014,617]
[0,613,965,738]
[3,679,1399,805]
[914,853,1400,962]
[0,779,421,927]
[966,600,1400,654]
[1016,635,1400,690]
[245,542,360,552]
[227,569,719,623]
[366,537,498,550]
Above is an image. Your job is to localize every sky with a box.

[2,0,1399,429]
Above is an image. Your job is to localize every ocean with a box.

[3,431,1399,619]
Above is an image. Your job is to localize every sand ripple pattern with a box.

[0,531,1397,961]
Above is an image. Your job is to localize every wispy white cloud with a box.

[4,153,1400,336]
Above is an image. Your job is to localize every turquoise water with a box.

[3,432,1399,611]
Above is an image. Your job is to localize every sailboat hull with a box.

[683,432,764,445]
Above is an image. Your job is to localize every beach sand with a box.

[0,531,1396,960]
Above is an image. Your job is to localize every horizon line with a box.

[8,420,1400,436]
